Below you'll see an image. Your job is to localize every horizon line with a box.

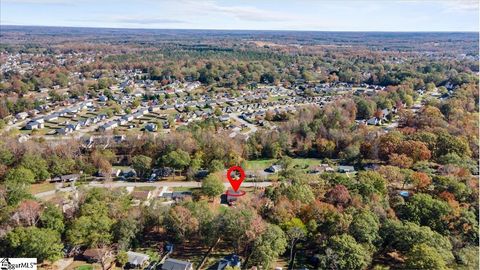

[1,24,478,34]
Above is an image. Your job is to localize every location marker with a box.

[226,166,246,192]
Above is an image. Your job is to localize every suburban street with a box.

[34,180,273,198]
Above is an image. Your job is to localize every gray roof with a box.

[162,258,192,270]
[127,251,149,266]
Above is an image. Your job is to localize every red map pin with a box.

[226,166,246,192]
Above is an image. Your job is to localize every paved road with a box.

[231,113,258,137]
[34,180,273,198]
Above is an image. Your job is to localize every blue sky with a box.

[1,0,479,31]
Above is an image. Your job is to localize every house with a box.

[337,166,356,173]
[99,121,118,132]
[25,120,44,130]
[366,117,381,126]
[16,112,28,120]
[161,191,192,201]
[51,174,80,182]
[309,164,334,174]
[82,248,112,263]
[162,104,175,110]
[219,115,230,122]
[44,114,59,122]
[121,168,137,179]
[127,251,149,268]
[217,255,241,270]
[226,189,243,204]
[56,126,74,135]
[145,123,157,132]
[265,165,282,173]
[161,258,193,270]
[122,114,135,122]
[98,95,108,102]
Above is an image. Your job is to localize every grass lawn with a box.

[172,187,200,192]
[134,186,156,192]
[29,182,56,194]
[75,265,93,270]
[65,261,100,270]
[159,175,187,182]
[245,158,323,171]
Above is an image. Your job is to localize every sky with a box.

[1,0,479,31]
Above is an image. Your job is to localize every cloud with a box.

[2,0,78,4]
[115,18,186,25]
[178,0,294,22]
[395,0,479,11]
[73,15,188,26]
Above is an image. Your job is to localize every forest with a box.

[0,28,478,269]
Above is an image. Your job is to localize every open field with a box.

[29,182,56,194]
[245,157,324,171]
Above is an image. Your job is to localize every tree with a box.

[318,234,371,270]
[161,150,191,179]
[380,220,454,262]
[20,153,50,182]
[5,226,63,262]
[220,207,265,255]
[113,217,140,250]
[436,133,472,158]
[201,174,225,200]
[397,140,431,162]
[355,171,387,201]
[131,155,152,179]
[40,203,65,234]
[355,98,376,120]
[349,210,379,245]
[283,182,315,204]
[164,205,199,242]
[410,172,431,191]
[116,250,128,268]
[67,200,114,248]
[5,166,35,184]
[405,243,449,270]
[5,166,35,205]
[281,218,307,267]
[325,184,351,206]
[388,153,413,168]
[14,200,41,226]
[48,155,75,177]
[250,224,287,269]
[208,159,224,172]
[399,193,452,233]
[316,138,336,158]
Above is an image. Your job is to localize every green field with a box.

[245,158,323,171]
[75,265,93,270]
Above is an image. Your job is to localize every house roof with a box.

[162,258,192,270]
[83,248,105,261]
[127,251,149,266]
